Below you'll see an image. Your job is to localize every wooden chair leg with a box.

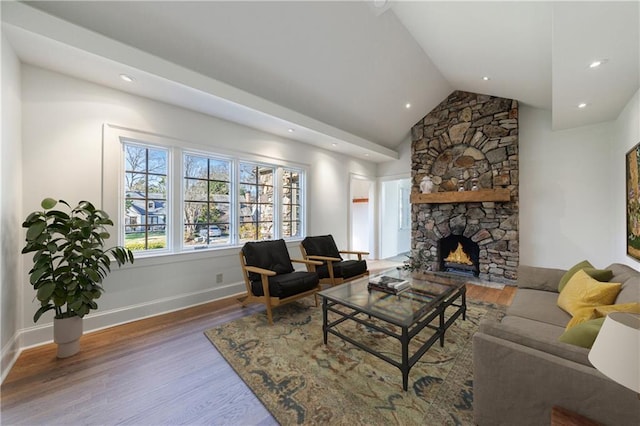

[326,260,337,286]
[237,294,248,307]
[265,304,274,325]
[261,276,274,325]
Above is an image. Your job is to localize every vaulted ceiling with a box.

[3,1,639,162]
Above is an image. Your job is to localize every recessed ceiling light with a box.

[364,153,370,157]
[405,103,411,109]
[287,128,295,133]
[578,103,588,109]
[120,74,134,83]
[331,143,338,147]
[589,59,608,68]
[482,76,490,81]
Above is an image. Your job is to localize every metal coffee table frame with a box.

[320,276,466,391]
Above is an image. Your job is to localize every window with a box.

[282,169,302,238]
[115,130,306,256]
[183,154,231,248]
[239,163,274,243]
[123,142,169,252]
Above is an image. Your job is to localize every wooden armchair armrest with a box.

[339,250,369,260]
[306,255,341,262]
[340,250,369,255]
[291,258,323,266]
[243,265,277,276]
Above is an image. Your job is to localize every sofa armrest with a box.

[479,319,589,366]
[517,264,566,292]
[473,331,640,426]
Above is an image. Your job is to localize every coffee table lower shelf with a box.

[321,287,466,391]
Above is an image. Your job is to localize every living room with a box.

[1,1,639,424]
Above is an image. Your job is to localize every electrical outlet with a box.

[216,273,223,284]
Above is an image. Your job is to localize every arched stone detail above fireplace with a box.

[410,90,519,284]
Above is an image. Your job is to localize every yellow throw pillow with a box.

[594,302,640,317]
[564,303,640,330]
[557,269,621,316]
[565,307,598,330]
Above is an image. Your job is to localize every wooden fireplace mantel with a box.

[410,188,511,204]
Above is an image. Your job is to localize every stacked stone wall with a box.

[411,90,519,284]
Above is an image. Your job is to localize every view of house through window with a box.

[239,163,274,243]
[282,169,302,238]
[123,143,168,251]
[121,138,304,254]
[183,154,231,248]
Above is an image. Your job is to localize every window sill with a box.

[124,238,304,269]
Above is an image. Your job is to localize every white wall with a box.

[18,65,375,347]
[519,105,615,268]
[1,33,23,381]
[612,90,640,266]
[377,135,411,179]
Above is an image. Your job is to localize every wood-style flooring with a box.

[1,278,515,425]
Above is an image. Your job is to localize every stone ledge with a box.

[410,188,511,204]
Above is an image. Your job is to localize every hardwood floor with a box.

[1,281,515,425]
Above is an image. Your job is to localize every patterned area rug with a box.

[204,297,505,425]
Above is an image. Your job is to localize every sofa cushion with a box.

[558,260,593,292]
[558,317,605,349]
[316,259,367,279]
[251,271,319,298]
[557,270,621,316]
[243,239,294,281]
[507,288,572,328]
[517,265,566,292]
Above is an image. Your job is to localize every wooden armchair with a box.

[300,234,369,287]
[238,239,322,325]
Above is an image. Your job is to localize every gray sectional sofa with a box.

[473,263,640,426]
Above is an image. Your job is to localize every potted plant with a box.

[402,248,435,274]
[22,198,134,357]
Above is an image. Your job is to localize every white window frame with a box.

[181,150,234,251]
[279,166,305,240]
[103,124,308,259]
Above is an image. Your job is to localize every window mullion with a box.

[274,167,282,240]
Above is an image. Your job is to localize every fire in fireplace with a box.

[438,234,480,277]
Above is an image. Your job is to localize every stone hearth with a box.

[411,90,519,284]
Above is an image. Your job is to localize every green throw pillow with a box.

[558,317,605,348]
[558,260,593,292]
[582,267,613,283]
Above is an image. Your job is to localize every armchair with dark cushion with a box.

[300,234,369,286]
[238,239,321,324]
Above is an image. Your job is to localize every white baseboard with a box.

[18,281,246,350]
[1,331,22,384]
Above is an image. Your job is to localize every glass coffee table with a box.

[319,268,467,391]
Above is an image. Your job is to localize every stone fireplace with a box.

[411,90,519,284]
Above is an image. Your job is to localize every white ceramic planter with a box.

[53,316,83,358]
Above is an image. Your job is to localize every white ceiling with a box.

[2,1,639,162]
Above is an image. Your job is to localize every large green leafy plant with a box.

[22,198,134,322]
